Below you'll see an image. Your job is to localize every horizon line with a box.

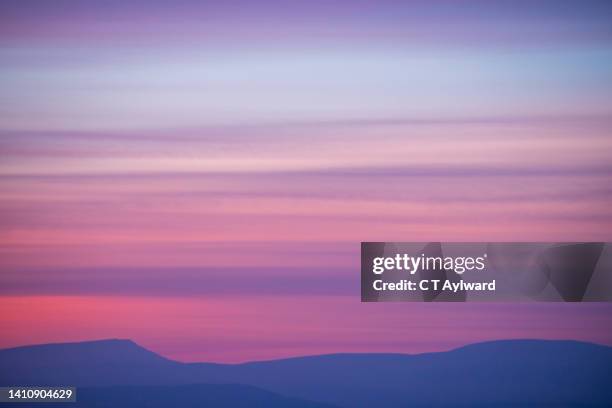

[2,337,610,365]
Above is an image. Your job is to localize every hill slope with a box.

[1,339,611,407]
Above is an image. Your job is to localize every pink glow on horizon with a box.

[1,295,612,363]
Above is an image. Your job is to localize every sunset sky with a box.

[1,0,612,362]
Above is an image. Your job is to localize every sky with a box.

[1,0,612,362]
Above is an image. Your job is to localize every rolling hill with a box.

[1,339,611,407]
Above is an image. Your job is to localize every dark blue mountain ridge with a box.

[0,338,171,366]
[1,339,611,407]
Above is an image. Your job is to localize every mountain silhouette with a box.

[2,339,611,407]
